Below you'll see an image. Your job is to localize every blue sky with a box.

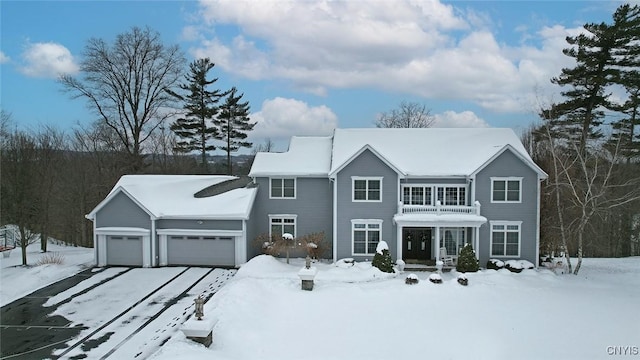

[0,0,629,150]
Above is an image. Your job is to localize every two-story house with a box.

[86,128,547,268]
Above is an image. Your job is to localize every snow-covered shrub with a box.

[405,273,419,285]
[298,232,328,259]
[335,258,355,268]
[372,241,394,273]
[37,252,65,265]
[505,260,524,273]
[486,259,505,270]
[456,243,479,272]
[395,259,405,272]
[428,273,442,284]
[519,260,535,270]
[457,274,468,286]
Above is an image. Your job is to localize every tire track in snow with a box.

[55,267,192,358]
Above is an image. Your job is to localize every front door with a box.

[403,228,431,261]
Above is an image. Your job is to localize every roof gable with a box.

[471,144,548,179]
[329,144,402,177]
[86,186,154,220]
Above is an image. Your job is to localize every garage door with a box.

[167,236,235,266]
[107,236,143,266]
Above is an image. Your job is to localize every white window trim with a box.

[489,220,522,258]
[269,177,297,199]
[351,176,383,202]
[401,184,434,206]
[351,219,383,255]
[490,177,523,204]
[268,214,298,238]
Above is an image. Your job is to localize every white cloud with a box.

[189,0,587,113]
[0,51,9,64]
[432,110,489,128]
[250,97,338,140]
[20,42,79,78]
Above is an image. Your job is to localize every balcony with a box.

[399,201,481,216]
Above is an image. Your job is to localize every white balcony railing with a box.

[399,201,481,216]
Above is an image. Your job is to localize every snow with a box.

[428,273,442,281]
[489,258,505,268]
[3,247,640,360]
[406,273,418,280]
[330,128,544,177]
[375,240,389,254]
[151,256,640,360]
[87,175,257,220]
[393,212,487,225]
[0,241,94,305]
[249,136,333,176]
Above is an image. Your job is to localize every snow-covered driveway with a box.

[1,264,235,359]
[51,267,235,359]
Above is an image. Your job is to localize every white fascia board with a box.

[471,144,548,179]
[86,186,157,220]
[94,227,150,235]
[329,144,405,178]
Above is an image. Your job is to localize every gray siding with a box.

[250,177,333,258]
[156,219,242,231]
[336,149,399,261]
[402,178,466,185]
[475,149,539,265]
[96,191,151,229]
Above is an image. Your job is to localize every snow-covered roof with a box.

[330,128,543,177]
[87,175,257,220]
[249,136,333,177]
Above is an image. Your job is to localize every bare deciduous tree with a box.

[60,26,185,172]
[375,101,434,128]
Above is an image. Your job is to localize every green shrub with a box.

[455,243,479,273]
[372,242,394,273]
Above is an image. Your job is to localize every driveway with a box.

[0,267,235,359]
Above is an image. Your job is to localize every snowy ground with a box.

[151,255,640,360]
[2,243,639,360]
[0,241,94,305]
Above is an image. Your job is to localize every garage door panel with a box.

[107,236,142,266]
[167,236,235,266]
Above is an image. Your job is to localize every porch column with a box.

[396,225,403,262]
[434,226,440,261]
[474,226,480,260]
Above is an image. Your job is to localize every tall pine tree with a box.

[169,58,226,172]
[545,19,618,155]
[608,4,640,162]
[216,87,254,175]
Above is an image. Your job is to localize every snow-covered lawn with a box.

[2,243,639,360]
[151,255,640,360]
[0,241,94,305]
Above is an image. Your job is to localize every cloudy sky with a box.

[0,0,629,150]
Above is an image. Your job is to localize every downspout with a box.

[332,177,338,263]
[151,218,157,267]
[536,176,542,268]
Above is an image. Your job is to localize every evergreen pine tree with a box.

[372,248,394,273]
[608,4,640,162]
[456,243,479,273]
[216,87,254,175]
[544,19,618,156]
[169,58,226,172]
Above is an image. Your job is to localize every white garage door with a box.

[167,236,235,266]
[106,236,143,266]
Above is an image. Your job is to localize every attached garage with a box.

[167,236,235,266]
[106,235,143,266]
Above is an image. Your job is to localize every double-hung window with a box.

[270,178,296,199]
[436,186,466,205]
[269,215,297,238]
[491,177,522,203]
[352,220,382,255]
[490,221,521,257]
[352,177,382,202]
